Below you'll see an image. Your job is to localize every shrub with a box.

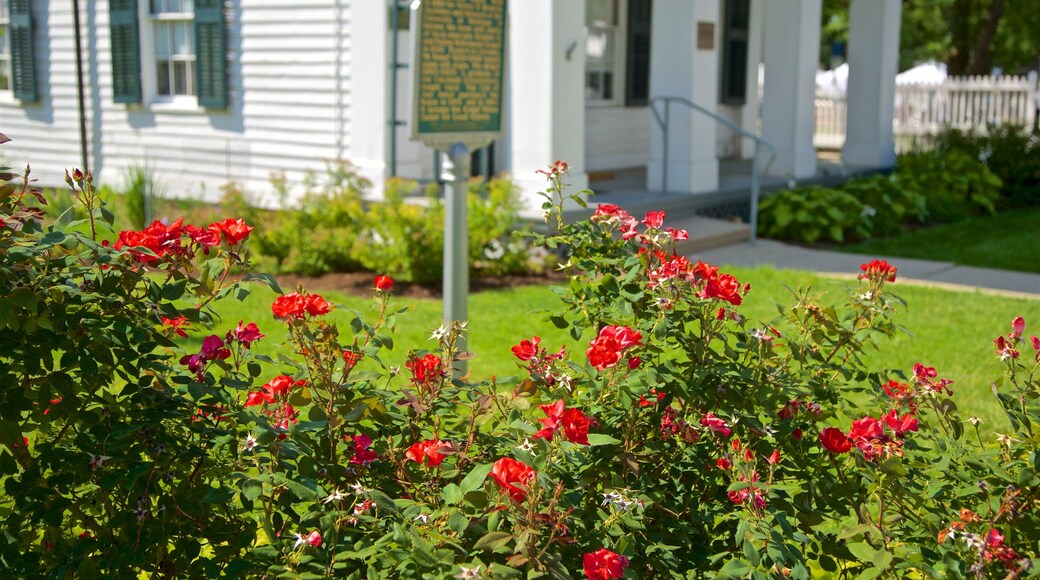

[3,156,1038,578]
[896,147,1002,222]
[928,125,1040,209]
[757,185,871,243]
[248,164,539,283]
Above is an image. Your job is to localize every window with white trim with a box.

[109,0,227,109]
[585,0,622,104]
[149,0,196,99]
[0,1,10,91]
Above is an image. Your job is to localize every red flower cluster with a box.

[244,375,305,433]
[859,259,897,282]
[112,217,253,265]
[489,457,536,502]
[532,400,593,446]
[510,336,568,387]
[229,320,265,348]
[660,405,700,442]
[511,336,541,361]
[582,548,630,580]
[406,353,445,389]
[405,439,452,467]
[645,250,748,306]
[818,410,918,460]
[244,375,304,407]
[536,160,569,178]
[271,292,332,320]
[912,362,954,396]
[586,325,642,371]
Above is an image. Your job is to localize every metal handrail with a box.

[649,95,776,245]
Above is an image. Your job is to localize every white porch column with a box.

[843,0,901,168]
[760,0,820,178]
[506,1,587,216]
[739,0,765,159]
[348,1,389,198]
[647,0,720,193]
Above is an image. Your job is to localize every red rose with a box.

[272,292,331,320]
[406,353,445,387]
[586,325,642,371]
[819,427,851,453]
[489,457,535,502]
[583,548,629,580]
[848,417,884,441]
[405,439,452,467]
[209,218,253,245]
[533,400,565,441]
[883,409,919,436]
[232,321,265,346]
[561,407,592,446]
[716,457,731,470]
[703,272,743,306]
[511,336,541,361]
[374,275,394,292]
[859,259,897,282]
[161,316,189,338]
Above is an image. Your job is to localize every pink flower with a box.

[700,412,732,437]
[199,335,230,361]
[1011,316,1025,338]
[349,434,378,465]
[231,321,265,347]
[643,210,666,229]
[306,530,322,547]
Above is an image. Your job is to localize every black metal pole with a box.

[71,0,89,173]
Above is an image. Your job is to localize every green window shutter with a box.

[109,0,142,104]
[720,0,750,105]
[624,0,652,107]
[9,0,37,101]
[194,0,227,109]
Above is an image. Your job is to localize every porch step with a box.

[670,214,752,253]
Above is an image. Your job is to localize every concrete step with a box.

[671,215,752,253]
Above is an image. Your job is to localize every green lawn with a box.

[199,266,1038,436]
[837,206,1040,274]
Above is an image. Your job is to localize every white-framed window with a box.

[146,0,196,102]
[0,1,10,91]
[585,0,624,104]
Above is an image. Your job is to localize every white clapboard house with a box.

[0,1,902,215]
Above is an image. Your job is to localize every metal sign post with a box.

[411,0,507,377]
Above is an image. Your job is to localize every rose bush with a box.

[1,154,1038,578]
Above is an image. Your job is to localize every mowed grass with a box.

[198,266,1039,436]
[837,206,1040,274]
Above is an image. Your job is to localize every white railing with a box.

[814,72,1039,149]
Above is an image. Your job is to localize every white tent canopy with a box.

[816,61,950,95]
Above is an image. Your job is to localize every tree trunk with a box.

[966,0,1005,74]
[948,0,974,75]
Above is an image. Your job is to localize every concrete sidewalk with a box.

[691,239,1040,299]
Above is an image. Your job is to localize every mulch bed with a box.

[272,271,569,299]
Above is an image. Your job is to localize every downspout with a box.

[72,0,89,173]
[388,1,400,177]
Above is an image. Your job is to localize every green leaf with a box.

[719,558,751,577]
[846,542,878,563]
[586,433,620,446]
[202,485,236,504]
[460,463,494,494]
[473,531,512,552]
[837,524,873,541]
[442,483,463,505]
[241,479,263,501]
[245,272,283,295]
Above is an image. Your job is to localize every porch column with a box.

[647,0,720,193]
[739,0,765,159]
[506,1,588,216]
[348,1,389,197]
[843,0,901,168]
[760,0,820,178]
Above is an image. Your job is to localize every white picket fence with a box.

[814,72,1040,150]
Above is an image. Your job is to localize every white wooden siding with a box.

[585,106,651,171]
[0,0,355,207]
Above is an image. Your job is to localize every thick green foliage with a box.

[925,125,1040,209]
[2,159,1038,578]
[758,145,1000,244]
[244,164,540,283]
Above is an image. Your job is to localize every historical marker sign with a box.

[412,0,507,148]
